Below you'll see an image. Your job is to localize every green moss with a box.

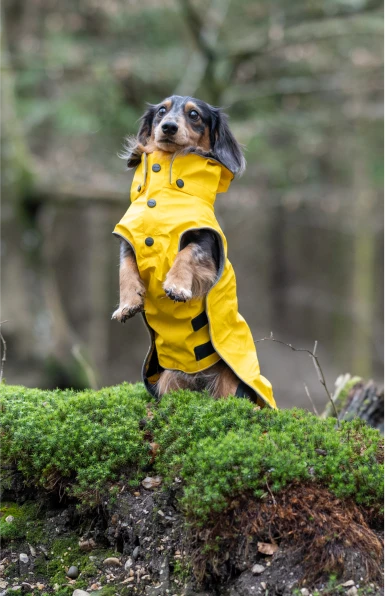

[32,554,49,576]
[0,383,383,527]
[55,589,73,596]
[172,557,191,582]
[37,535,117,590]
[4,562,17,577]
[96,587,120,596]
[46,536,95,586]
[0,501,40,543]
[81,560,98,577]
[25,520,46,544]
[0,382,151,506]
[150,391,383,521]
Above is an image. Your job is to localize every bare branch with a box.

[0,320,8,383]
[304,383,320,416]
[178,0,215,61]
[255,334,340,426]
[175,0,231,100]
[71,345,99,391]
[223,12,383,64]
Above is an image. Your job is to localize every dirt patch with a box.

[189,484,383,589]
[0,483,383,595]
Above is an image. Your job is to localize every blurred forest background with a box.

[1,0,383,409]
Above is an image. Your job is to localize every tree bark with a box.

[1,19,37,360]
[322,377,384,433]
[0,2,32,199]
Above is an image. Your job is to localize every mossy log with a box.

[0,383,383,593]
[322,375,384,433]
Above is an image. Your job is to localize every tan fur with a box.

[156,362,240,398]
[156,369,196,395]
[184,101,198,113]
[210,364,239,398]
[197,126,211,152]
[112,253,146,322]
[163,243,217,299]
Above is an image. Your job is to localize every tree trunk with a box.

[0,2,32,199]
[1,19,37,363]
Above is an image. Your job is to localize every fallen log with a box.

[322,375,384,433]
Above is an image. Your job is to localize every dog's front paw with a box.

[112,299,144,323]
[163,283,193,303]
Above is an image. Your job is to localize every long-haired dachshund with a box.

[112,95,274,406]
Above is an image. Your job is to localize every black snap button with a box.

[147,199,156,208]
[152,164,161,172]
[176,178,184,188]
[145,237,154,246]
[137,185,141,192]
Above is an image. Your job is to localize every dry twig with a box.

[255,333,340,426]
[304,383,320,416]
[0,320,8,383]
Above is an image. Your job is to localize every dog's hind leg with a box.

[112,240,146,322]
[209,363,240,398]
[156,370,195,396]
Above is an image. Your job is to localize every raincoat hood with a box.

[114,151,276,408]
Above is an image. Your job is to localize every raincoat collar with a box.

[134,151,234,201]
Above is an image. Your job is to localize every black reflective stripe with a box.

[191,311,208,332]
[194,341,215,361]
[235,381,250,399]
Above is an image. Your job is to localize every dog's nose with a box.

[162,121,178,135]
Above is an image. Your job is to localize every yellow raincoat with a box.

[114,151,276,408]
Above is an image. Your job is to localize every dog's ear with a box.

[119,104,156,168]
[137,104,156,145]
[210,109,246,177]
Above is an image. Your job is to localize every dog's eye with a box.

[189,110,200,121]
[158,107,167,116]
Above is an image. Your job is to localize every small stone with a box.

[132,546,140,560]
[125,557,133,571]
[72,590,90,596]
[79,538,96,551]
[261,583,267,590]
[35,583,45,591]
[11,587,22,592]
[0,581,8,589]
[300,589,310,596]
[66,566,79,579]
[53,584,60,592]
[251,564,265,575]
[346,588,358,596]
[103,557,122,567]
[142,476,162,490]
[342,581,355,588]
[19,554,29,565]
[5,516,14,523]
[28,545,36,558]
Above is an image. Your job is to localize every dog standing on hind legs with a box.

[112,95,276,408]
